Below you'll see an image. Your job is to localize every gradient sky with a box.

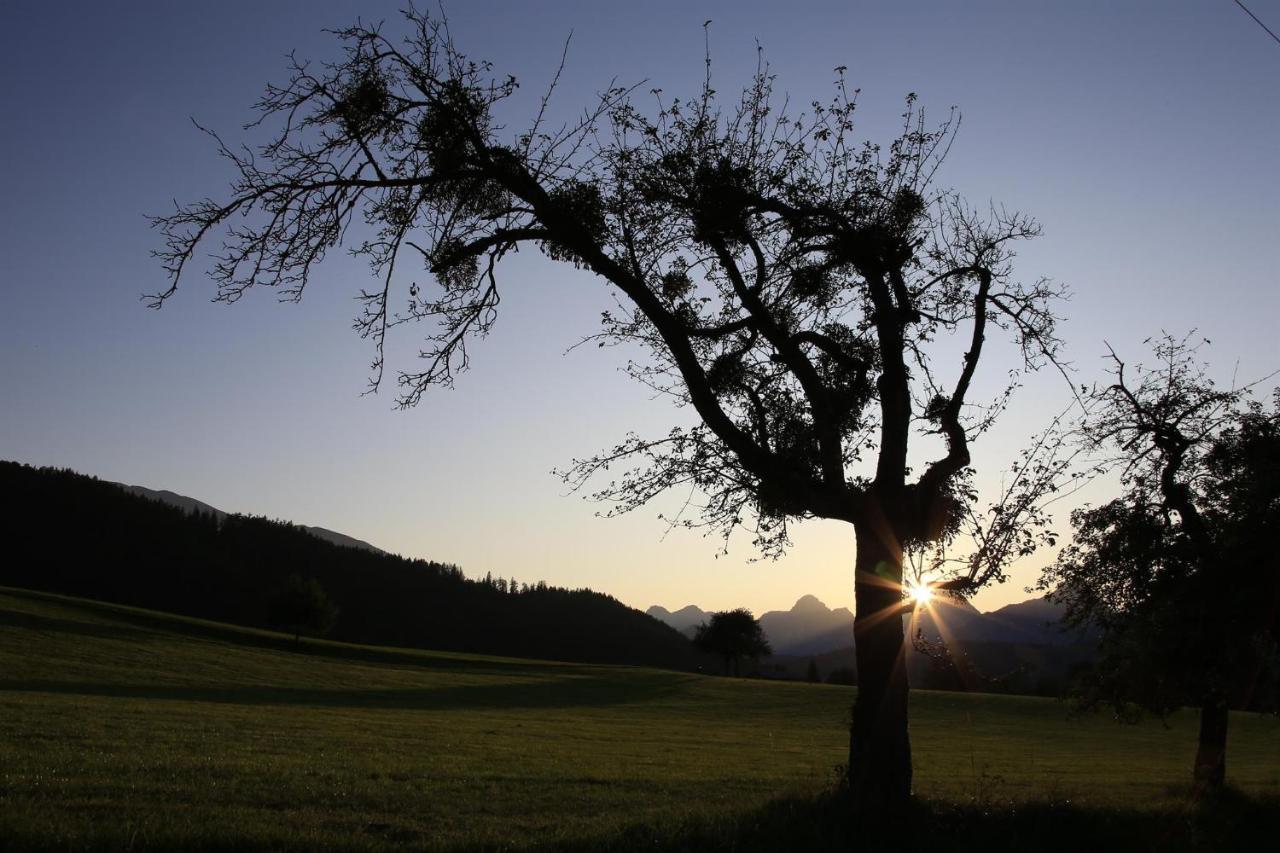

[2,1,1277,617]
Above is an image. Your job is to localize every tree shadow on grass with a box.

[0,670,686,712]
[0,586,602,676]
[486,785,1278,853]
[1,781,1274,852]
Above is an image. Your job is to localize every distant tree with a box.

[1041,336,1280,791]
[693,609,772,676]
[807,658,820,683]
[150,8,1074,810]
[267,574,339,643]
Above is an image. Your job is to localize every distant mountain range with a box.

[649,592,1086,657]
[645,604,712,634]
[649,592,1096,694]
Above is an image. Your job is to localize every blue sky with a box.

[2,1,1277,615]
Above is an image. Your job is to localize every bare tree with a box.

[151,9,1069,811]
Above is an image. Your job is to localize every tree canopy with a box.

[1041,336,1280,788]
[152,12,1063,574]
[693,608,772,677]
[152,8,1072,810]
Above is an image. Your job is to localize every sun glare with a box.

[906,582,934,607]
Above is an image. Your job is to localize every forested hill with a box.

[0,461,705,670]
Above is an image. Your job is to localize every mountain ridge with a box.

[649,592,1080,657]
[118,483,385,555]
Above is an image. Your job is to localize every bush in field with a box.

[267,573,339,643]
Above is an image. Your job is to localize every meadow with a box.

[1,586,1277,851]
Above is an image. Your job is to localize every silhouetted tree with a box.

[1042,336,1280,791]
[693,609,771,676]
[150,9,1072,811]
[807,658,821,683]
[267,573,339,643]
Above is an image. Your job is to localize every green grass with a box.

[1,585,1277,851]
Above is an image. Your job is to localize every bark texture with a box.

[848,520,912,812]
[1193,691,1228,789]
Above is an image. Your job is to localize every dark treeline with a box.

[765,641,1096,698]
[0,462,705,669]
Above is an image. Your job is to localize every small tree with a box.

[267,573,340,644]
[693,609,772,677]
[1041,336,1279,790]
[151,9,1072,810]
[807,658,821,683]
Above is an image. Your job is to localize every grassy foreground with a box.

[1,586,1277,851]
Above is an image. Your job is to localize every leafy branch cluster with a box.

[153,8,1070,584]
[1041,334,1280,716]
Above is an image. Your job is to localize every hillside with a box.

[0,461,704,670]
[118,483,386,554]
[3,587,1278,851]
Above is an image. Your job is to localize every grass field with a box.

[1,586,1277,851]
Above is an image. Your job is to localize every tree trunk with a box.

[1193,691,1228,790]
[848,520,912,813]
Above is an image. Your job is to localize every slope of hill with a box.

[3,587,1278,851]
[981,596,1091,645]
[119,483,385,554]
[0,461,704,670]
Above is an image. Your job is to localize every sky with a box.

[2,1,1277,617]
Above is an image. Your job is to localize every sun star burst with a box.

[907,582,934,607]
